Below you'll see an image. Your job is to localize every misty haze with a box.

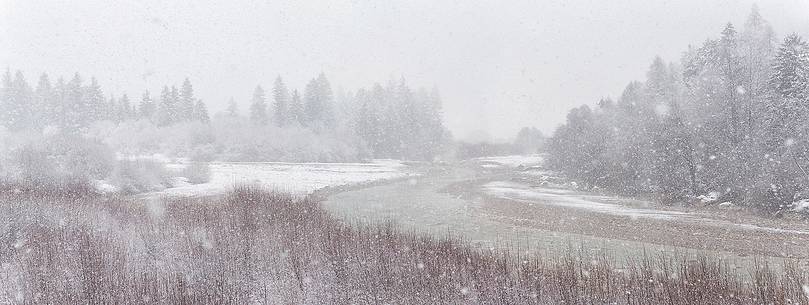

[2,1,809,304]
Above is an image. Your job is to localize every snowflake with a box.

[654,103,669,116]
[803,285,809,301]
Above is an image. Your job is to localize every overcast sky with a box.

[2,0,808,141]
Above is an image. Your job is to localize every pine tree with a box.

[85,77,105,123]
[194,99,210,123]
[249,86,268,125]
[758,34,809,210]
[354,88,377,151]
[156,86,176,126]
[318,73,335,127]
[13,71,33,130]
[108,95,119,123]
[289,89,304,125]
[139,91,156,120]
[374,83,398,157]
[764,34,809,149]
[656,99,697,199]
[53,77,67,128]
[718,24,744,143]
[770,35,809,100]
[119,94,132,121]
[272,76,290,127]
[0,70,33,131]
[303,73,335,127]
[0,69,12,129]
[64,73,85,131]
[0,70,35,131]
[178,78,195,121]
[226,98,239,117]
[303,79,319,125]
[740,5,776,136]
[170,85,180,120]
[34,73,53,129]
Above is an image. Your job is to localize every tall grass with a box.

[0,186,807,304]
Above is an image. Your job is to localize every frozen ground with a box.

[144,159,411,198]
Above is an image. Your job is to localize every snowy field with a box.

[146,159,411,198]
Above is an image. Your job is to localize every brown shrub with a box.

[0,185,807,304]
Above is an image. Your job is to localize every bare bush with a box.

[108,159,174,194]
[1,186,807,304]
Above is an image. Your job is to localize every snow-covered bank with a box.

[143,160,411,198]
[482,181,809,236]
[483,181,687,220]
[473,154,544,168]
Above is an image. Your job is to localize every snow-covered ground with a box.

[793,198,809,214]
[483,181,688,220]
[118,152,188,164]
[482,180,809,236]
[145,159,411,198]
[473,154,544,168]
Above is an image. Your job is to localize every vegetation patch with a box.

[0,186,806,304]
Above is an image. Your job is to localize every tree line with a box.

[0,72,210,132]
[350,81,448,160]
[546,7,809,212]
[0,70,450,161]
[244,73,333,129]
[232,74,450,160]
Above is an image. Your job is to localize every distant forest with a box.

[547,7,809,212]
[0,72,451,162]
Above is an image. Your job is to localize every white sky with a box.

[2,0,808,141]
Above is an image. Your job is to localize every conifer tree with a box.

[289,89,304,125]
[156,86,175,126]
[178,78,195,121]
[139,91,156,120]
[33,73,53,128]
[273,76,290,127]
[7,71,33,131]
[0,69,12,129]
[108,95,119,123]
[303,73,335,127]
[249,86,268,125]
[85,77,105,123]
[64,73,85,130]
[194,99,210,123]
[119,94,132,121]
[226,98,239,117]
[763,34,809,151]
